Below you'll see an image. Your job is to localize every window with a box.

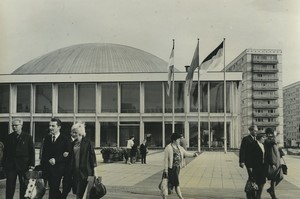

[100,122,117,147]
[78,84,96,113]
[190,82,208,112]
[165,82,184,113]
[121,83,140,113]
[0,84,10,113]
[35,84,52,113]
[58,84,74,113]
[101,83,118,113]
[17,85,31,113]
[145,82,162,113]
[144,122,162,147]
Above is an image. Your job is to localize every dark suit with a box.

[72,138,97,198]
[239,134,256,199]
[41,133,71,199]
[3,131,35,199]
[249,141,266,199]
[62,136,74,199]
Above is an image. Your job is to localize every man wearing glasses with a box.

[3,118,35,199]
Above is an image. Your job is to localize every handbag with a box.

[281,157,288,175]
[90,176,107,199]
[244,179,258,193]
[24,170,46,199]
[158,172,168,196]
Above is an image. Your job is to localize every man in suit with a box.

[3,118,35,199]
[41,118,71,199]
[239,125,258,199]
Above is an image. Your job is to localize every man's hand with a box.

[63,152,69,157]
[28,166,34,171]
[49,158,55,165]
[239,162,245,168]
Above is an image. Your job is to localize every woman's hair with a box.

[129,136,134,139]
[265,127,274,135]
[71,122,86,137]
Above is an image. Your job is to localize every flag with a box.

[167,44,174,96]
[185,40,199,96]
[200,41,224,72]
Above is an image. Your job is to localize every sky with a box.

[0,0,299,86]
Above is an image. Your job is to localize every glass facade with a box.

[119,123,140,147]
[190,82,208,112]
[144,82,162,113]
[0,85,9,113]
[164,122,184,145]
[60,122,73,138]
[189,122,209,147]
[165,82,184,113]
[121,83,140,113]
[58,84,74,113]
[0,122,9,143]
[85,122,95,147]
[210,82,231,113]
[144,122,162,147]
[17,85,31,113]
[100,122,117,147]
[34,122,49,147]
[101,83,118,113]
[78,84,96,113]
[211,122,230,147]
[36,84,52,113]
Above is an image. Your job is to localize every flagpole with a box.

[197,38,201,152]
[172,39,175,133]
[223,38,227,153]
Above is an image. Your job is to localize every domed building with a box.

[0,43,242,149]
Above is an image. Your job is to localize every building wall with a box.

[0,73,242,149]
[226,49,284,146]
[283,81,300,146]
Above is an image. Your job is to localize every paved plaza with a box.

[1,150,300,198]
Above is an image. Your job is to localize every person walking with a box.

[239,125,258,199]
[264,128,283,199]
[163,132,198,199]
[125,136,135,164]
[3,118,35,199]
[248,133,267,199]
[139,139,148,164]
[70,122,97,199]
[41,118,71,199]
[61,127,77,199]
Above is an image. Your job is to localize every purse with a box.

[89,176,107,199]
[244,179,258,193]
[281,157,288,175]
[158,172,168,196]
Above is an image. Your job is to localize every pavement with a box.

[1,150,300,198]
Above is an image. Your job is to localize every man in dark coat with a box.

[239,125,258,199]
[41,118,71,199]
[3,118,35,199]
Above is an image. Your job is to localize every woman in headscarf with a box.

[163,133,198,199]
[264,128,283,199]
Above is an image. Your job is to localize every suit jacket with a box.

[41,133,71,177]
[72,138,97,179]
[249,141,266,184]
[3,131,35,172]
[239,134,256,167]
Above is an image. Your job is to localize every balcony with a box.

[252,59,278,64]
[253,121,279,127]
[252,76,278,82]
[252,85,279,91]
[253,103,279,109]
[252,67,278,73]
[253,112,280,117]
[253,94,278,99]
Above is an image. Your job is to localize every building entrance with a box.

[119,123,140,147]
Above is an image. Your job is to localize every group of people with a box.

[2,118,97,199]
[239,125,284,199]
[125,136,148,164]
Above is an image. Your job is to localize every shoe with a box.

[267,188,278,199]
[128,162,131,165]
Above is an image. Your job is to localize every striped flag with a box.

[167,44,174,96]
[200,41,224,72]
[185,40,199,96]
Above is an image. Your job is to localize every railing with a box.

[253,94,278,99]
[253,112,280,117]
[252,59,278,64]
[252,85,279,91]
[252,77,278,82]
[253,103,279,108]
[252,67,279,73]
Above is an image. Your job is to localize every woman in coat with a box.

[264,128,283,199]
[248,133,267,199]
[71,122,97,199]
[163,133,198,199]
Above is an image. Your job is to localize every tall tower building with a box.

[226,49,283,145]
[283,81,300,147]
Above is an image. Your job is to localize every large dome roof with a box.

[12,43,169,74]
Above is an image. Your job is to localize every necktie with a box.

[52,136,55,143]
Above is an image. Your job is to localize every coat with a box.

[239,134,256,167]
[248,141,266,185]
[3,131,35,172]
[72,138,97,180]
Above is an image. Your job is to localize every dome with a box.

[12,43,170,74]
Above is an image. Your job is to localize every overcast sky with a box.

[0,0,299,86]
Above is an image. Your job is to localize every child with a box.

[139,140,148,164]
